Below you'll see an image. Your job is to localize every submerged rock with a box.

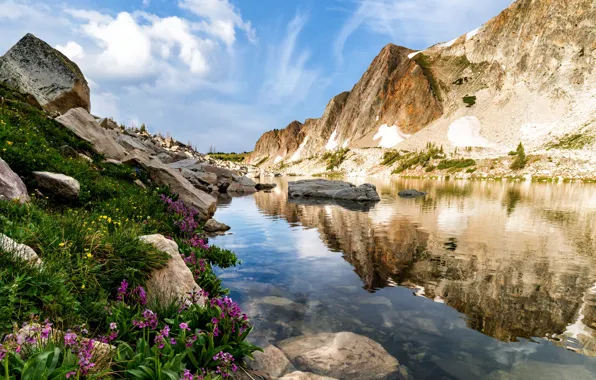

[255,183,277,191]
[139,234,203,306]
[280,372,338,380]
[277,332,402,380]
[32,171,80,200]
[0,33,90,115]
[0,157,29,204]
[288,179,380,202]
[398,189,427,198]
[0,233,41,266]
[247,345,296,378]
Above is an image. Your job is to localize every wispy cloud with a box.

[334,0,514,63]
[260,12,322,106]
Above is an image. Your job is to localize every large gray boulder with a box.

[56,108,127,160]
[32,172,80,200]
[116,134,157,154]
[0,158,29,203]
[277,332,402,380]
[0,33,90,115]
[139,235,204,306]
[0,234,41,266]
[280,372,337,380]
[398,189,427,198]
[288,180,380,202]
[124,152,216,221]
[169,160,257,194]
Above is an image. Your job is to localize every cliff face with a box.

[249,0,596,168]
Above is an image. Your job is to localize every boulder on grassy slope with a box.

[139,234,204,306]
[0,233,41,266]
[32,171,80,200]
[0,33,90,115]
[277,332,403,380]
[56,108,127,160]
[0,157,29,203]
[124,152,216,221]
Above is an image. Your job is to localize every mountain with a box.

[247,0,596,174]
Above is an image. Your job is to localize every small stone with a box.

[204,219,231,233]
[247,345,296,378]
[0,158,29,203]
[280,372,338,380]
[0,233,42,266]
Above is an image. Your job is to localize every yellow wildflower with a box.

[58,242,65,247]
[6,141,13,146]
[86,253,93,259]
[81,284,85,289]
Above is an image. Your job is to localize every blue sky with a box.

[0,0,512,152]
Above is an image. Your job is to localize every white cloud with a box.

[179,0,256,46]
[334,0,513,62]
[55,41,85,60]
[260,13,321,105]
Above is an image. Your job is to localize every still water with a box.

[211,178,596,380]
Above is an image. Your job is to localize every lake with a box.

[211,177,596,380]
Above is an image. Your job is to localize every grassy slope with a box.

[0,83,238,336]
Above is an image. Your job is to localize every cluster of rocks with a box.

[241,332,407,380]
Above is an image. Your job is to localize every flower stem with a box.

[4,356,9,380]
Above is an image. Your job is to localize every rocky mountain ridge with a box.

[248,0,596,179]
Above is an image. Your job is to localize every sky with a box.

[0,0,513,153]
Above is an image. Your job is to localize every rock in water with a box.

[288,179,380,202]
[280,372,338,380]
[277,332,402,380]
[0,158,29,203]
[56,108,127,160]
[139,235,204,306]
[247,345,296,378]
[0,234,42,266]
[204,219,231,233]
[32,172,80,200]
[0,33,90,115]
[255,183,277,191]
[398,189,427,198]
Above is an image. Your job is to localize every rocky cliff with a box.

[248,0,596,169]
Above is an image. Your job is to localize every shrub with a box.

[463,95,476,107]
[510,142,527,170]
[437,159,476,170]
[323,148,349,171]
[392,143,444,174]
[381,150,401,166]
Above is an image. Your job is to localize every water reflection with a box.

[212,178,596,379]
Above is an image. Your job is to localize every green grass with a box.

[208,152,250,163]
[437,159,476,170]
[392,143,445,174]
[381,150,401,166]
[547,133,594,150]
[255,156,269,167]
[322,148,349,170]
[0,82,240,337]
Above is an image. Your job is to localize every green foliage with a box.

[510,142,527,170]
[462,95,476,107]
[392,143,444,174]
[381,150,401,166]
[322,148,349,171]
[208,152,249,163]
[547,133,594,150]
[466,168,477,173]
[255,156,269,167]
[437,159,476,170]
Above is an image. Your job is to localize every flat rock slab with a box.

[288,179,380,202]
[32,171,80,200]
[0,158,29,203]
[278,332,402,380]
[56,108,127,160]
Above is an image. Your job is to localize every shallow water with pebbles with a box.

[212,177,596,379]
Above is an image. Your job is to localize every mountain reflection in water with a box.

[211,178,596,379]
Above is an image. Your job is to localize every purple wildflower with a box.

[116,280,129,301]
[179,322,190,331]
[64,331,78,346]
